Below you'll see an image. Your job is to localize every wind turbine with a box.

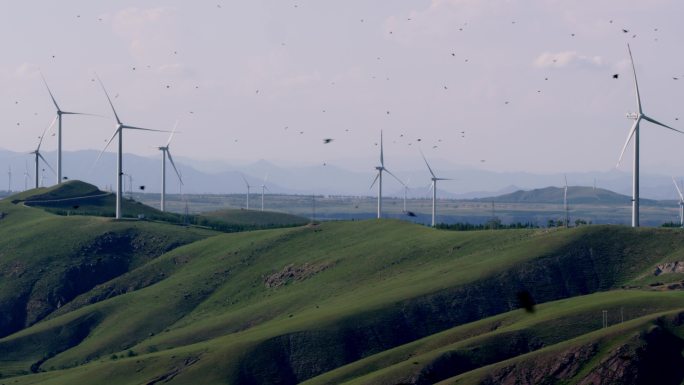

[616,44,684,227]
[672,177,684,228]
[95,75,167,219]
[40,73,97,185]
[370,130,404,219]
[30,117,57,189]
[158,122,183,212]
[241,174,253,209]
[23,161,29,191]
[563,175,569,227]
[403,177,411,213]
[421,150,451,227]
[260,174,269,212]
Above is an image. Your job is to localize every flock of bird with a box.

[4,5,684,227]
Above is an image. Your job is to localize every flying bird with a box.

[323,138,333,144]
[139,185,145,190]
[516,290,536,313]
[613,74,619,79]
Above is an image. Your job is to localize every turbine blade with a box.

[166,120,179,146]
[240,173,250,188]
[61,111,105,118]
[38,153,56,175]
[166,149,183,185]
[37,116,58,152]
[40,72,61,112]
[428,181,434,192]
[627,44,643,114]
[673,177,684,201]
[420,149,437,178]
[95,73,122,125]
[369,172,380,190]
[642,115,684,134]
[384,168,405,186]
[93,128,120,167]
[122,125,168,132]
[616,119,639,167]
[380,130,384,167]
[435,177,452,181]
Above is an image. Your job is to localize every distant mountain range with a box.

[0,148,681,200]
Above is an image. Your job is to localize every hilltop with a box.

[478,186,660,205]
[9,180,177,221]
[5,180,309,230]
[0,209,682,383]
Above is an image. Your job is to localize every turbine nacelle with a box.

[625,112,639,120]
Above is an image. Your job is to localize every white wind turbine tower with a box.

[30,117,57,189]
[23,161,29,191]
[95,75,167,219]
[158,122,183,212]
[403,177,411,213]
[40,73,97,185]
[260,174,270,212]
[672,177,684,228]
[563,175,569,227]
[241,174,253,209]
[420,151,452,227]
[616,44,684,227]
[370,130,404,219]
[7,165,11,193]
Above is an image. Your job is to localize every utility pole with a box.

[7,165,12,193]
[312,194,316,224]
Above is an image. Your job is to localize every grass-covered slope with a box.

[9,180,179,221]
[0,220,683,384]
[0,196,217,343]
[9,180,309,231]
[194,208,309,230]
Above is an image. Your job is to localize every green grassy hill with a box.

[9,180,179,221]
[8,181,309,231]
[0,209,683,384]
[0,193,218,345]
[197,208,309,229]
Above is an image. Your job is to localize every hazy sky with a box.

[2,0,683,175]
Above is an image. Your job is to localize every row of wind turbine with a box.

[370,130,453,227]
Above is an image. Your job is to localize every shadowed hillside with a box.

[0,209,682,384]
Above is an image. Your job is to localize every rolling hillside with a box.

[0,203,683,384]
[7,180,309,231]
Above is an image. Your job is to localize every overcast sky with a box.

[1,0,683,175]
